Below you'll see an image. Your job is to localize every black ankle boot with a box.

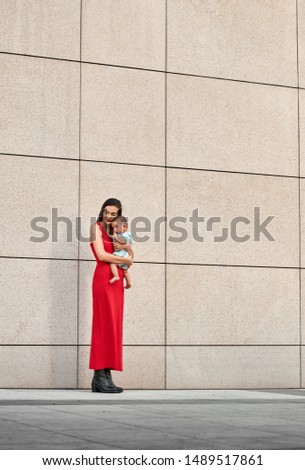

[105,369,123,393]
[91,369,121,393]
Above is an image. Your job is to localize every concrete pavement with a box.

[0,389,304,449]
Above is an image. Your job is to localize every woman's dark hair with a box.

[97,198,122,223]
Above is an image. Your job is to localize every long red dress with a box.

[89,222,125,371]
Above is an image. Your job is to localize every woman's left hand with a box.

[113,241,134,259]
[113,240,123,251]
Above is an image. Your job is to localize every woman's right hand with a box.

[124,255,133,267]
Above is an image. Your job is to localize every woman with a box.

[89,198,133,393]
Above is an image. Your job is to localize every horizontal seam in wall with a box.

[0,344,303,347]
[0,256,304,270]
[1,153,304,180]
[1,388,303,392]
[0,51,304,91]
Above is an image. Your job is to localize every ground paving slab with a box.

[0,389,304,449]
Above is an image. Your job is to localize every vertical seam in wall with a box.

[76,0,83,389]
[296,0,302,388]
[164,0,168,390]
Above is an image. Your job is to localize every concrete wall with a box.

[0,0,304,389]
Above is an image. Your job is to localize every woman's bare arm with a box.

[90,224,133,266]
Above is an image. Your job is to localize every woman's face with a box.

[102,205,120,224]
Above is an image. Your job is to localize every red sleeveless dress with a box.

[89,222,125,371]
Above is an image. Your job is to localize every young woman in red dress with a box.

[89,198,133,393]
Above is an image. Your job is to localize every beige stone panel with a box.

[78,346,165,389]
[0,1,80,60]
[301,269,305,345]
[0,258,77,344]
[167,265,299,345]
[167,0,297,87]
[79,262,165,345]
[167,169,299,267]
[299,0,305,88]
[79,161,165,263]
[82,0,165,70]
[300,91,305,178]
[0,156,78,258]
[301,346,305,388]
[81,64,165,165]
[300,179,305,268]
[167,75,298,175]
[0,54,79,157]
[167,346,300,389]
[0,346,77,388]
